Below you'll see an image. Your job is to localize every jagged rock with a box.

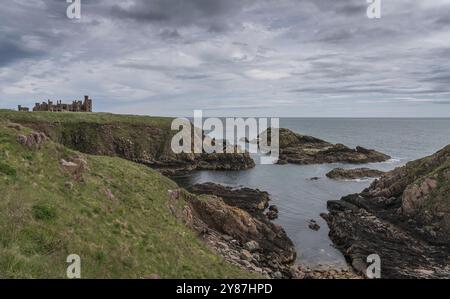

[240,249,253,261]
[259,128,390,165]
[324,145,450,278]
[244,240,260,252]
[190,183,270,217]
[60,156,88,181]
[308,219,320,231]
[296,265,361,279]
[17,132,48,149]
[168,188,296,278]
[266,205,279,220]
[326,168,385,180]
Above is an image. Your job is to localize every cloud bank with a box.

[0,0,450,117]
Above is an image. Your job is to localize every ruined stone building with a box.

[18,96,93,112]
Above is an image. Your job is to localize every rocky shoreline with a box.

[181,183,362,279]
[260,128,391,165]
[168,185,297,278]
[324,146,450,278]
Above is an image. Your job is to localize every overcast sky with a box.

[1,0,450,117]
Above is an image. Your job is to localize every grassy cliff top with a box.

[0,119,254,278]
[0,110,173,127]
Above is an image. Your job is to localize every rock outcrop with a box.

[17,132,48,149]
[175,184,297,278]
[60,155,89,181]
[326,168,385,180]
[260,128,390,165]
[324,145,450,278]
[10,120,255,176]
[189,183,270,216]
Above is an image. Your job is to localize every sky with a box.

[0,0,450,117]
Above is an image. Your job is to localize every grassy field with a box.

[0,116,255,278]
[0,109,174,126]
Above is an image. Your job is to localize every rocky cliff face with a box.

[324,145,450,278]
[261,128,391,165]
[168,185,297,278]
[9,119,255,175]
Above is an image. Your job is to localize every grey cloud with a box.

[110,0,246,30]
[1,0,450,117]
[0,39,42,67]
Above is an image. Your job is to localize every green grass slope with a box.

[0,117,254,278]
[0,110,175,161]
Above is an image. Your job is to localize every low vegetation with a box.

[0,114,255,278]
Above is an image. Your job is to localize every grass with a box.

[0,110,176,161]
[0,118,256,279]
[0,109,173,126]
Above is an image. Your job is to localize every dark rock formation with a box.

[190,183,270,216]
[326,168,385,180]
[184,184,296,278]
[308,219,321,231]
[324,145,450,279]
[260,128,390,165]
[266,205,279,220]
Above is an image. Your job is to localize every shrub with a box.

[32,204,57,221]
[0,162,16,176]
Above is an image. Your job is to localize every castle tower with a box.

[83,95,92,112]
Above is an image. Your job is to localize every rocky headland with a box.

[260,128,391,165]
[324,145,450,278]
[326,168,385,180]
[2,112,255,176]
[186,183,295,278]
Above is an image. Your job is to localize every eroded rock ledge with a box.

[326,168,385,180]
[169,184,297,278]
[260,128,390,165]
[324,145,450,279]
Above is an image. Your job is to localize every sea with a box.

[173,118,450,269]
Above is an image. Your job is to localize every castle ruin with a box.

[18,96,93,112]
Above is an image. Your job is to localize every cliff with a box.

[0,117,261,278]
[324,146,450,278]
[0,110,254,175]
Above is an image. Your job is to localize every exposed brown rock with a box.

[324,145,450,279]
[168,187,296,278]
[326,168,385,180]
[190,183,270,217]
[60,156,89,181]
